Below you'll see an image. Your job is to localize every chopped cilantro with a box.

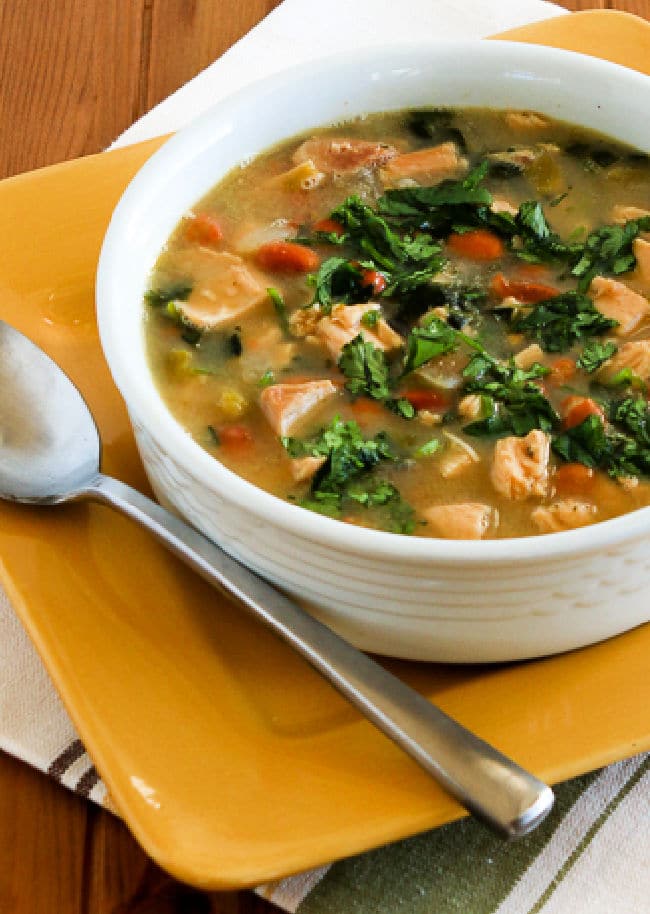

[577,340,617,373]
[282,416,415,533]
[552,398,650,478]
[338,335,414,419]
[339,335,392,401]
[570,218,650,291]
[552,414,607,469]
[267,287,291,334]
[462,352,557,437]
[378,161,493,222]
[402,316,460,375]
[145,281,193,307]
[513,291,618,352]
[415,437,441,457]
[361,309,380,328]
[258,369,275,388]
[308,257,369,312]
[610,397,650,446]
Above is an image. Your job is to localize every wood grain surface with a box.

[0,1,648,912]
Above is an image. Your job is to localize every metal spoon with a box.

[0,320,553,837]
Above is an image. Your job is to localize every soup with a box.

[144,108,650,539]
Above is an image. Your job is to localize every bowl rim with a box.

[97,38,650,565]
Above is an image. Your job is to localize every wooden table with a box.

[0,1,648,911]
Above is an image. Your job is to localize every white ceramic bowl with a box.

[97,40,650,662]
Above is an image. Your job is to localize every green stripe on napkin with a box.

[298,756,650,914]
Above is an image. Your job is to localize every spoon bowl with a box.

[0,323,99,502]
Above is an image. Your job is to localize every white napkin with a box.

[113,0,565,149]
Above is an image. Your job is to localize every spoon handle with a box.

[87,472,553,838]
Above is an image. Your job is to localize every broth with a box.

[144,107,650,538]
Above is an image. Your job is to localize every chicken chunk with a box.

[514,343,545,371]
[611,204,650,224]
[633,237,650,287]
[415,351,468,391]
[315,304,402,360]
[380,142,468,187]
[490,195,519,216]
[531,499,597,534]
[165,248,267,329]
[423,503,496,540]
[260,381,337,436]
[292,138,397,175]
[598,340,650,384]
[457,394,482,420]
[239,324,297,384]
[504,111,550,130]
[232,219,296,255]
[490,430,550,500]
[289,455,327,483]
[439,432,479,479]
[589,276,650,336]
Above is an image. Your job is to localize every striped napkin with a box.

[2,1,649,911]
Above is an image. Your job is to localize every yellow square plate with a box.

[1,10,650,891]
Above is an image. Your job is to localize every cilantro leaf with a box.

[282,416,415,533]
[267,287,290,335]
[570,217,650,291]
[462,352,557,437]
[552,399,650,479]
[145,280,192,307]
[513,291,618,352]
[338,335,415,419]
[402,316,460,375]
[330,196,443,270]
[309,257,369,312]
[338,335,392,401]
[378,161,493,221]
[610,397,650,447]
[552,415,607,468]
[577,340,617,373]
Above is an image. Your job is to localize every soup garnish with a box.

[144,107,650,538]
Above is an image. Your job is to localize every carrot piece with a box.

[185,213,223,245]
[561,396,605,430]
[350,398,384,418]
[218,424,254,451]
[447,230,504,261]
[555,463,596,495]
[361,269,387,295]
[256,241,320,273]
[549,357,577,385]
[517,263,550,279]
[491,272,559,304]
[313,218,345,237]
[401,389,450,410]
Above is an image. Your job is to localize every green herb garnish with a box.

[268,287,291,334]
[282,416,415,533]
[145,281,193,307]
[577,340,617,373]
[513,291,618,352]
